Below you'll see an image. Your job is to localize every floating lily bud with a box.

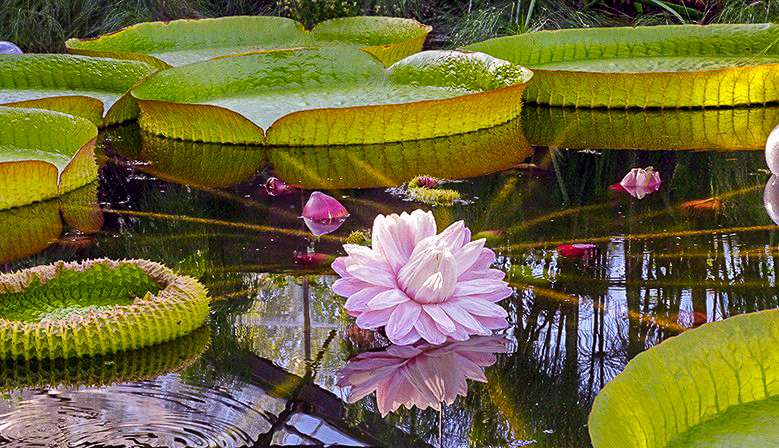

[410,175,439,189]
[0,42,22,54]
[557,243,597,259]
[619,166,661,199]
[264,177,296,196]
[301,191,349,236]
[766,123,779,175]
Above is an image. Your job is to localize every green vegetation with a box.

[4,0,778,54]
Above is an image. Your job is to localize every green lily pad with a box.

[589,309,779,447]
[464,23,779,108]
[109,126,266,187]
[0,54,156,126]
[269,117,530,188]
[0,259,210,360]
[66,16,431,69]
[522,106,779,150]
[0,107,98,210]
[0,183,101,265]
[131,48,532,145]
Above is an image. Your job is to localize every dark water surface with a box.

[2,107,779,447]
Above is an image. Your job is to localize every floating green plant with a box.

[131,48,532,145]
[589,308,779,447]
[465,23,779,108]
[406,175,461,205]
[0,107,98,210]
[66,16,431,69]
[0,259,210,360]
[0,54,156,126]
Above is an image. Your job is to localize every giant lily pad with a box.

[0,54,156,126]
[465,23,779,108]
[269,117,530,188]
[66,16,431,69]
[0,107,98,210]
[523,106,779,150]
[0,183,102,265]
[589,308,779,447]
[0,259,210,360]
[131,48,532,145]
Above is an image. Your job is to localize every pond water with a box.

[1,106,778,447]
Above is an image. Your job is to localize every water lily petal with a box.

[422,304,456,333]
[346,286,393,312]
[366,288,410,309]
[331,257,348,277]
[356,307,396,329]
[386,300,422,343]
[413,311,448,345]
[451,297,508,318]
[454,238,485,276]
[346,264,397,288]
[332,276,373,297]
[441,302,489,335]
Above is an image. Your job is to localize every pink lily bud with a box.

[301,191,350,236]
[619,167,661,199]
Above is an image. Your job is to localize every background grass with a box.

[2,0,779,53]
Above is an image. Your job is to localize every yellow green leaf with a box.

[67,16,431,69]
[0,107,98,210]
[131,48,532,145]
[590,309,779,447]
[0,54,156,126]
[464,23,779,108]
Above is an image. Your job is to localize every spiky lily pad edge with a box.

[0,258,210,360]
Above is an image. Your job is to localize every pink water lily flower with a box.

[331,210,512,345]
[619,167,661,199]
[337,335,508,416]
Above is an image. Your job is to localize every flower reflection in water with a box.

[337,335,509,416]
[331,210,513,345]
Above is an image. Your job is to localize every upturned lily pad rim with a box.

[0,258,210,360]
[130,48,533,145]
[463,23,779,108]
[0,107,98,210]
[0,54,157,126]
[66,15,432,69]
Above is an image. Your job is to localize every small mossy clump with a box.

[407,175,461,206]
[0,259,210,360]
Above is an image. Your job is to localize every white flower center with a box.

[397,244,458,304]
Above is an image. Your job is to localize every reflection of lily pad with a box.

[269,118,531,188]
[0,54,156,126]
[0,183,102,265]
[0,325,210,390]
[465,23,779,108]
[110,128,266,187]
[589,309,779,447]
[132,48,532,145]
[523,106,779,150]
[67,16,431,69]
[0,107,98,210]
[0,259,210,360]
